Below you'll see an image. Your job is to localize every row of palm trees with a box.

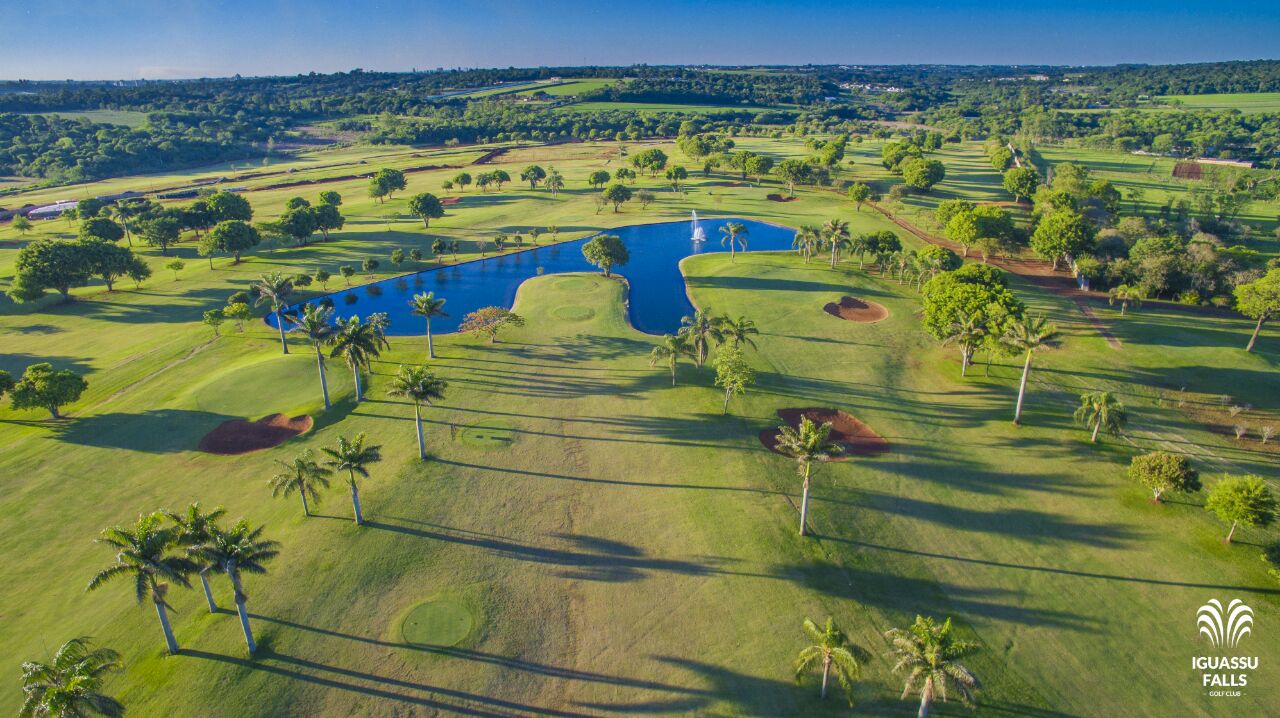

[797,614,981,716]
[649,310,759,384]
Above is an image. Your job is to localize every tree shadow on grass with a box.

[49,409,237,453]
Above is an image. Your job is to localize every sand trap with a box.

[198,413,313,455]
[440,196,462,206]
[759,407,889,460]
[823,296,888,323]
[766,193,798,202]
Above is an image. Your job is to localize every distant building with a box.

[27,200,78,219]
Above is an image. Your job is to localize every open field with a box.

[558,101,780,115]
[19,109,152,127]
[1160,92,1280,113]
[1,137,1278,716]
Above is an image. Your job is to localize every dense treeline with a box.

[580,72,825,106]
[1076,60,1280,98]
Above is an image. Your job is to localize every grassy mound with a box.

[552,305,596,322]
[400,599,474,647]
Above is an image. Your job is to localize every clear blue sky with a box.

[3,1,1278,80]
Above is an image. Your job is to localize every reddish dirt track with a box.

[823,296,889,323]
[198,414,313,455]
[759,407,890,460]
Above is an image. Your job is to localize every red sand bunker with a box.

[823,296,888,323]
[198,413,313,455]
[759,408,890,460]
[766,193,798,202]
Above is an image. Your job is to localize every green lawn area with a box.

[1,138,1278,716]
[523,78,621,96]
[1160,92,1280,113]
[22,109,152,127]
[559,101,777,115]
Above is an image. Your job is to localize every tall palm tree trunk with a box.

[300,489,311,517]
[1226,519,1238,543]
[348,474,363,525]
[153,596,179,655]
[315,347,330,410]
[198,568,217,613]
[413,403,426,460]
[669,360,676,386]
[820,657,830,698]
[229,570,256,654]
[1091,420,1101,443]
[426,318,436,359]
[1245,316,1266,352]
[275,309,289,354]
[1013,351,1032,424]
[352,366,363,401]
[960,348,970,377]
[799,464,812,536]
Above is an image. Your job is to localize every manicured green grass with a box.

[21,109,152,127]
[0,137,1277,717]
[559,101,776,115]
[1160,92,1280,113]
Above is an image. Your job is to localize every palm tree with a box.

[792,225,821,263]
[19,637,123,718]
[385,364,448,460]
[885,616,981,718]
[289,303,337,409]
[330,315,384,402]
[719,314,759,350]
[270,449,333,517]
[649,333,694,385]
[850,233,873,270]
[87,513,196,655]
[193,520,279,654]
[322,433,383,525]
[678,310,723,368]
[943,312,986,377]
[719,221,749,262]
[1001,315,1060,425]
[1074,390,1128,443]
[775,416,843,536]
[1108,284,1143,315]
[794,617,860,705]
[822,219,850,269]
[253,272,294,355]
[164,503,227,614]
[408,292,448,359]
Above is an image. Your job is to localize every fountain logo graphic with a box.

[1197,599,1254,649]
[1192,598,1258,698]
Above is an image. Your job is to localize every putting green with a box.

[457,419,518,449]
[189,353,351,417]
[552,305,596,321]
[552,276,597,292]
[400,599,473,647]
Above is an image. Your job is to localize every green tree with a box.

[822,218,849,269]
[582,234,629,276]
[491,169,511,190]
[602,182,632,211]
[193,519,278,654]
[312,203,345,240]
[792,225,821,263]
[614,167,636,184]
[521,164,547,189]
[164,503,227,614]
[204,220,261,264]
[331,314,386,401]
[390,248,405,268]
[678,310,723,367]
[1003,167,1040,203]
[18,637,123,718]
[459,307,525,343]
[745,154,773,184]
[587,170,611,189]
[885,616,981,718]
[649,333,695,386]
[11,214,33,235]
[386,364,448,460]
[1074,391,1128,443]
[409,291,448,359]
[1128,451,1201,503]
[945,210,980,258]
[775,416,842,536]
[372,168,406,202]
[1030,209,1095,271]
[318,190,342,206]
[1001,315,1059,425]
[139,216,181,255]
[10,239,91,302]
[275,205,318,246]
[847,182,871,211]
[546,168,564,197]
[78,238,134,291]
[901,157,946,191]
[87,513,196,655]
[79,217,124,243]
[253,272,294,355]
[10,363,87,418]
[203,308,225,337]
[289,303,338,409]
[321,433,383,525]
[665,165,689,190]
[1234,268,1280,352]
[714,344,755,415]
[794,617,860,705]
[630,148,668,176]
[407,192,444,228]
[720,315,759,349]
[1108,284,1144,315]
[1205,475,1276,543]
[165,259,185,280]
[942,311,987,377]
[224,302,252,331]
[270,449,333,518]
[207,191,253,223]
[776,158,811,196]
[719,221,749,263]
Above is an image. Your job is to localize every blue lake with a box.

[274,218,797,336]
